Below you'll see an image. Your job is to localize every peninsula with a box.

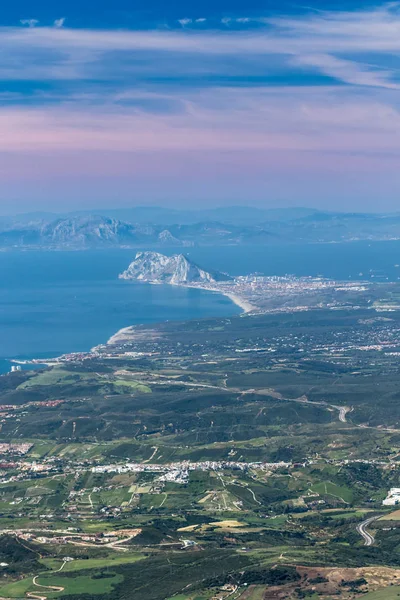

[119,251,232,285]
[119,251,373,319]
[119,251,255,314]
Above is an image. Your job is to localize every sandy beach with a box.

[221,291,256,314]
[179,282,257,314]
[106,326,162,346]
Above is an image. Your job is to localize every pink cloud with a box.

[1,4,400,209]
[0,84,399,156]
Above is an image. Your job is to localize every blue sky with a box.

[1,1,400,213]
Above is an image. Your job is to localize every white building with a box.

[382,488,400,506]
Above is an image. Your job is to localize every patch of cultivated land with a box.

[36,572,122,596]
[4,307,400,598]
[0,578,34,598]
[310,481,353,503]
[112,379,151,392]
[41,555,145,572]
[362,586,400,598]
[379,509,400,520]
[17,368,95,389]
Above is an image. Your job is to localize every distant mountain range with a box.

[0,215,272,249]
[120,251,232,284]
[1,208,400,249]
[1,206,316,227]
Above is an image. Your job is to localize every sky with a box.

[1,0,400,214]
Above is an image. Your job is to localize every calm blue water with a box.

[1,240,400,374]
[0,250,239,374]
[183,241,400,281]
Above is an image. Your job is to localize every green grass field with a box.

[41,555,145,573]
[0,573,123,598]
[310,481,353,503]
[113,380,151,393]
[18,368,95,389]
[361,586,400,599]
[91,486,132,507]
[0,578,34,598]
[35,572,123,596]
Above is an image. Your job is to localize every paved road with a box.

[331,405,352,423]
[338,406,350,423]
[146,379,354,425]
[356,515,381,546]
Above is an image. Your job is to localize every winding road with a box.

[143,377,354,424]
[333,406,351,423]
[26,566,66,600]
[356,515,381,546]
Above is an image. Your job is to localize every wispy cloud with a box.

[53,18,66,29]
[20,19,39,28]
[292,54,400,89]
[2,3,400,207]
[1,4,399,89]
[1,87,399,154]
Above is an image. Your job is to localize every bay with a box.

[1,240,400,374]
[0,250,239,374]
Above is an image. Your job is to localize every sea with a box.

[1,241,400,374]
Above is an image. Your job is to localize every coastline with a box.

[215,291,255,314]
[195,287,256,314]
[4,244,395,373]
[144,280,256,313]
[5,279,249,368]
[105,283,255,347]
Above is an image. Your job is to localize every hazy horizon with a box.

[0,203,397,219]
